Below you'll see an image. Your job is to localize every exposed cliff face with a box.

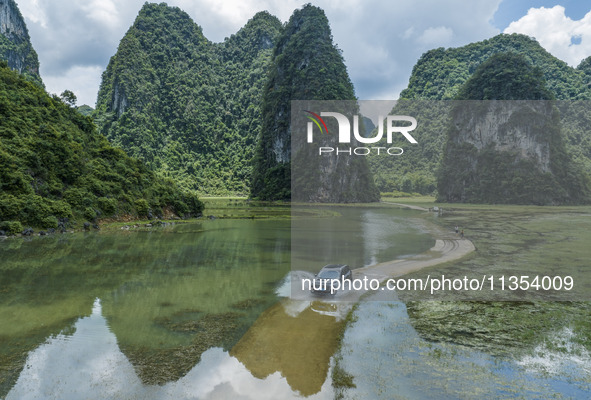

[437,54,590,205]
[450,101,552,172]
[0,0,42,85]
[370,34,591,196]
[251,5,379,202]
[438,100,560,204]
[111,80,128,117]
[0,0,26,39]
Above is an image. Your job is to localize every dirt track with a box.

[292,236,475,301]
[355,238,475,282]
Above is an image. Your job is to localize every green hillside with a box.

[401,33,589,101]
[95,4,282,196]
[0,62,202,233]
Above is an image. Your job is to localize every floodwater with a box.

[338,298,591,399]
[1,206,589,399]
[0,207,431,399]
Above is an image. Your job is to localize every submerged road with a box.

[349,202,476,299]
[354,238,475,284]
[230,204,476,394]
[292,203,476,301]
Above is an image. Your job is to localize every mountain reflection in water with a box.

[0,207,433,399]
[7,299,335,400]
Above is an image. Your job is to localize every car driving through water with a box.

[311,264,352,295]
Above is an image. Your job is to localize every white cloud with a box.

[504,5,591,67]
[80,0,120,30]
[325,0,501,98]
[417,26,454,46]
[17,0,46,27]
[402,26,415,40]
[15,0,503,105]
[7,299,333,400]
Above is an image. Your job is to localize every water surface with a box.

[0,206,432,398]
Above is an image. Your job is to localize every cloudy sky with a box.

[15,0,591,106]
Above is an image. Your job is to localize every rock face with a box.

[370,34,591,197]
[250,5,379,202]
[0,0,42,85]
[438,101,558,204]
[437,54,590,205]
[451,101,552,171]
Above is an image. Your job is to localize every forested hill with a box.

[250,4,379,201]
[0,62,203,233]
[95,4,282,195]
[369,33,591,197]
[0,0,42,86]
[401,33,591,100]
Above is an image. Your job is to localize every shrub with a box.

[0,194,24,220]
[83,207,97,221]
[64,188,94,208]
[97,197,117,216]
[0,221,23,235]
[183,193,204,215]
[51,200,73,218]
[134,198,150,217]
[40,216,58,229]
[173,200,188,216]
[20,195,52,226]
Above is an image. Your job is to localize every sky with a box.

[14,0,591,107]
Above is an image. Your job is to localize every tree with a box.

[60,90,77,107]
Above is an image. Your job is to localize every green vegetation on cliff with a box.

[96,2,377,201]
[370,34,591,198]
[437,53,590,204]
[401,33,589,101]
[454,53,554,101]
[0,62,202,231]
[0,0,42,86]
[250,4,379,201]
[95,4,282,195]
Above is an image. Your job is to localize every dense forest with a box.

[3,0,591,214]
[95,4,282,196]
[96,2,377,201]
[369,33,591,197]
[0,61,202,233]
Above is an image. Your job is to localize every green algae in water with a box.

[400,206,591,301]
[406,301,591,358]
[337,300,591,399]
